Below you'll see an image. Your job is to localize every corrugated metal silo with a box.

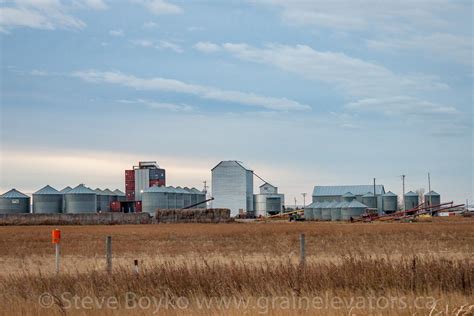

[382,191,398,213]
[321,201,335,221]
[142,186,169,213]
[304,202,314,220]
[424,191,441,209]
[182,187,192,208]
[175,187,185,209]
[0,189,30,214]
[341,200,367,220]
[64,184,97,213]
[361,192,377,209]
[114,189,126,202]
[189,188,198,207]
[167,187,177,209]
[94,188,108,212]
[313,201,324,220]
[332,201,348,221]
[60,186,72,213]
[404,191,419,210]
[33,185,62,214]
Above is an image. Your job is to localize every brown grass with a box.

[0,220,473,315]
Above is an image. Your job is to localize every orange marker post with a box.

[52,229,61,274]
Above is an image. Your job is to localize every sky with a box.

[0,0,472,205]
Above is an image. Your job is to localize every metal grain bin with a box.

[33,185,62,214]
[174,187,185,209]
[114,189,126,202]
[94,188,108,212]
[332,201,348,221]
[342,192,356,202]
[189,188,198,207]
[60,186,72,213]
[341,200,367,221]
[64,184,97,213]
[404,191,419,210]
[182,187,193,208]
[424,191,441,209]
[321,201,335,221]
[0,189,30,214]
[313,201,324,220]
[304,202,314,220]
[361,192,377,209]
[382,191,398,213]
[142,186,169,213]
[103,189,116,211]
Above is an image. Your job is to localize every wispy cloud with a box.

[109,29,124,37]
[142,21,158,29]
[157,40,183,53]
[194,41,220,53]
[0,0,109,32]
[131,0,182,15]
[72,70,311,111]
[118,99,194,112]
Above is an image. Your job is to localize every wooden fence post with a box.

[106,236,112,274]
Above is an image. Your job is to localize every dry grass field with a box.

[0,218,473,315]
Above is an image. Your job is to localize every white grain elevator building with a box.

[211,161,254,217]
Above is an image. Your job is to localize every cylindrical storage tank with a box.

[64,184,97,213]
[321,201,335,221]
[102,189,116,211]
[60,186,72,212]
[33,185,62,214]
[382,191,398,213]
[404,191,419,210]
[341,200,367,221]
[167,187,177,209]
[361,192,377,209]
[175,187,184,209]
[304,202,314,220]
[183,187,192,208]
[95,189,108,212]
[313,201,324,220]
[142,186,169,213]
[424,191,441,209]
[331,201,347,221]
[0,189,30,214]
[342,192,356,202]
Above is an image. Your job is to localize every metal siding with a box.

[0,197,30,214]
[33,194,62,213]
[212,161,251,216]
[64,194,96,213]
[134,169,150,201]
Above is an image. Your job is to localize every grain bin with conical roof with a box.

[321,201,335,221]
[33,185,62,214]
[142,186,171,213]
[342,192,356,202]
[382,191,398,213]
[304,202,314,220]
[404,191,419,210]
[114,189,126,202]
[361,192,377,209]
[64,184,97,213]
[341,200,367,220]
[332,200,349,221]
[0,189,30,214]
[424,191,441,210]
[313,201,324,220]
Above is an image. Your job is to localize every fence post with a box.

[300,233,305,266]
[106,236,112,274]
[134,259,139,274]
[55,243,60,274]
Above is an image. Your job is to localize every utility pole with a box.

[301,193,307,208]
[373,178,377,210]
[428,172,432,208]
[401,175,406,211]
[294,197,297,210]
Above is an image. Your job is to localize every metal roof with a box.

[66,184,96,195]
[94,188,105,195]
[113,189,125,196]
[425,191,440,196]
[383,191,397,196]
[211,160,253,171]
[313,185,385,196]
[190,188,202,194]
[60,186,72,194]
[404,191,418,196]
[342,192,355,198]
[103,189,115,195]
[346,200,368,208]
[34,185,60,195]
[1,189,29,199]
[362,192,376,197]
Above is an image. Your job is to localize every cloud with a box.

[157,40,183,53]
[30,69,48,76]
[132,0,182,15]
[367,33,472,65]
[0,1,86,31]
[215,42,448,98]
[118,99,194,112]
[194,41,220,53]
[142,21,158,29]
[72,70,311,111]
[109,29,124,37]
[131,39,153,47]
[345,96,460,118]
[78,0,108,10]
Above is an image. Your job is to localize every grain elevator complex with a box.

[0,158,462,220]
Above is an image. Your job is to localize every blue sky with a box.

[0,0,472,205]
